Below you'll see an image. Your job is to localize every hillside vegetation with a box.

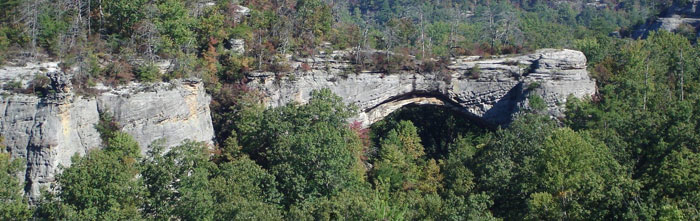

[1,0,700,220]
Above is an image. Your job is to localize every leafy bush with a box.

[135,63,161,82]
[528,94,546,112]
[527,81,541,90]
[218,54,251,82]
[28,74,51,96]
[0,147,32,221]
[103,61,134,86]
[37,7,69,56]
[95,112,121,144]
[0,26,9,65]
[2,80,23,93]
[466,64,481,79]
[267,62,292,73]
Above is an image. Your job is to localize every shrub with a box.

[300,63,312,72]
[420,59,438,73]
[466,64,481,79]
[218,54,252,82]
[419,57,449,74]
[438,71,452,84]
[104,60,134,86]
[2,80,23,93]
[528,94,546,112]
[369,53,390,73]
[527,82,541,90]
[0,26,9,65]
[135,63,161,82]
[96,112,122,143]
[28,74,51,96]
[268,62,292,73]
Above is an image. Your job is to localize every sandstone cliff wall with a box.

[247,49,596,127]
[0,67,214,201]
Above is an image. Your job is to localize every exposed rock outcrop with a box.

[634,0,700,38]
[246,49,596,127]
[0,67,214,201]
[1,48,594,201]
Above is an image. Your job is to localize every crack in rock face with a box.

[0,48,595,202]
[246,49,596,128]
[0,69,215,202]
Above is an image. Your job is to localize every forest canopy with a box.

[1,0,700,220]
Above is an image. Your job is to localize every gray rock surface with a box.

[0,69,214,201]
[0,61,60,89]
[230,39,245,54]
[0,48,593,202]
[634,0,700,38]
[246,49,596,127]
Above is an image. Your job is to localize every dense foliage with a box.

[0,137,32,220]
[2,0,700,220]
[0,0,687,85]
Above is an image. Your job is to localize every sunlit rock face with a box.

[247,49,596,127]
[0,65,214,201]
[634,0,700,38]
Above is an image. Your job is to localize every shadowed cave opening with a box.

[369,103,493,160]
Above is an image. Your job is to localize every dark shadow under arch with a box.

[362,91,496,130]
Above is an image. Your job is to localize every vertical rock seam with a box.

[0,72,215,202]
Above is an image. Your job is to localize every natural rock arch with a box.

[246,49,596,127]
[357,92,485,127]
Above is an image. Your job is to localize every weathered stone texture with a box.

[246,49,596,127]
[1,68,214,201]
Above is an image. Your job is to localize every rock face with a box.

[0,49,593,201]
[634,0,700,38]
[96,80,214,151]
[0,67,214,201]
[246,49,596,127]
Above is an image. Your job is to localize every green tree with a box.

[248,89,363,206]
[102,0,147,36]
[440,192,497,221]
[373,120,429,192]
[647,148,700,218]
[440,136,477,196]
[296,0,332,38]
[141,141,216,220]
[476,114,638,219]
[156,0,195,53]
[37,5,69,56]
[525,128,635,220]
[37,132,144,220]
[0,136,32,221]
[134,63,161,82]
[211,157,284,220]
[475,114,557,219]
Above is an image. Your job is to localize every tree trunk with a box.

[419,9,425,59]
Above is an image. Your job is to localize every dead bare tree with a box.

[419,8,426,58]
[133,20,160,63]
[478,1,521,54]
[19,0,45,58]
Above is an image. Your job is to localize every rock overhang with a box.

[246,49,596,127]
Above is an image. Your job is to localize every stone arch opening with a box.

[366,96,493,159]
[358,92,492,129]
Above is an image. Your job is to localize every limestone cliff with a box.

[246,49,596,127]
[0,64,214,201]
[1,48,594,201]
[634,0,700,38]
